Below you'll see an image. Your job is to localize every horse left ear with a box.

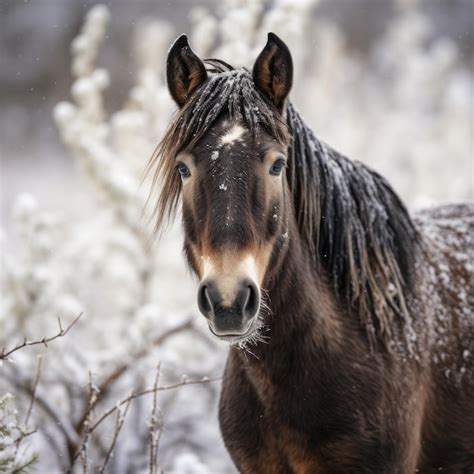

[253,32,293,113]
[166,34,208,107]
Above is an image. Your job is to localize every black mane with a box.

[286,103,420,351]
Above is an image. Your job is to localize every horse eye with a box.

[176,162,191,178]
[270,158,286,176]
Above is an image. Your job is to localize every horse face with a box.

[165,33,293,343]
[178,119,289,342]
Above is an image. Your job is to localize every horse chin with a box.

[208,318,259,345]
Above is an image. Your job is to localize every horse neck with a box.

[237,217,345,368]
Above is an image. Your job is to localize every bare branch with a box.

[14,355,43,458]
[80,448,88,474]
[25,355,43,425]
[148,363,162,474]
[80,372,99,474]
[70,374,221,467]
[90,375,221,434]
[0,312,83,360]
[98,318,194,392]
[1,371,82,446]
[74,318,194,435]
[57,317,64,334]
[12,429,37,444]
[98,396,132,474]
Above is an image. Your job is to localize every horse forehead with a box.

[196,123,254,170]
[203,119,250,149]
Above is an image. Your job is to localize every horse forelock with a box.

[147,67,288,234]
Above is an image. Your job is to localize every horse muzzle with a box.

[197,279,260,338]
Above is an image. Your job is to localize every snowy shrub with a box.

[0,0,471,472]
[0,393,37,473]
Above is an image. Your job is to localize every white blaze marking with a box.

[220,125,245,146]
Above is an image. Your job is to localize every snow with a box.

[413,206,474,382]
[220,124,246,145]
[1,0,472,472]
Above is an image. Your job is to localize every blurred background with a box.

[0,0,472,472]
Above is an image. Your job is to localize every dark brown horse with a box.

[150,33,474,473]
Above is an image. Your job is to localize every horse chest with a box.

[242,366,330,471]
[246,363,335,427]
[232,359,377,472]
[269,426,327,474]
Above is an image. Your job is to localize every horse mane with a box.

[286,103,420,352]
[150,66,421,353]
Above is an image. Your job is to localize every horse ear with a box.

[253,33,293,112]
[166,34,207,107]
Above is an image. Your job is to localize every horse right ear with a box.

[253,33,293,113]
[166,34,207,108]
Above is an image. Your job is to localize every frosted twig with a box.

[80,448,88,474]
[1,371,81,446]
[148,363,162,474]
[70,373,220,469]
[79,372,99,474]
[12,429,37,447]
[69,374,223,467]
[25,355,43,425]
[74,318,194,436]
[14,355,43,458]
[89,375,222,434]
[0,312,83,360]
[97,318,193,393]
[98,396,132,473]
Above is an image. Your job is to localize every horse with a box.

[150,33,474,472]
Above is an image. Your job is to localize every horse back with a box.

[415,203,474,470]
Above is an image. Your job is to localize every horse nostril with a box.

[199,280,259,322]
[197,284,214,318]
[237,282,259,319]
